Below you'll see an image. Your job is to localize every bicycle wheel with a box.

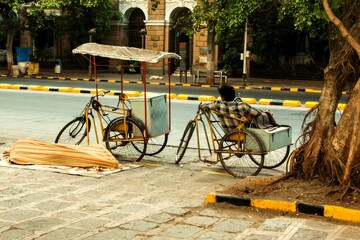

[55,117,90,145]
[175,120,196,164]
[104,117,147,162]
[218,129,264,177]
[251,145,290,169]
[144,133,168,156]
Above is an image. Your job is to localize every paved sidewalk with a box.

[0,141,360,240]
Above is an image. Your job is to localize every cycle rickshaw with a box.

[175,103,292,178]
[55,43,181,162]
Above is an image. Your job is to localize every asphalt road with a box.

[0,76,329,103]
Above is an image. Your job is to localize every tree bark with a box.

[206,28,215,85]
[332,78,360,186]
[321,0,360,186]
[6,29,15,74]
[300,65,341,179]
[291,1,360,188]
[322,0,360,57]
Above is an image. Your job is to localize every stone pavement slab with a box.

[1,142,360,240]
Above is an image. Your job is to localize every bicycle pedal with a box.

[202,155,218,164]
[202,159,218,164]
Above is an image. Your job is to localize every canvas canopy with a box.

[72,43,181,63]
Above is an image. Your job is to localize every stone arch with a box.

[168,7,193,72]
[121,5,148,24]
[124,8,146,49]
[165,1,196,22]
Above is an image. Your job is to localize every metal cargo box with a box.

[247,126,292,152]
[129,94,169,137]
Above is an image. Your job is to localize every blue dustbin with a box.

[55,59,62,74]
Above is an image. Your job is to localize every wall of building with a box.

[18,0,212,75]
[116,0,209,76]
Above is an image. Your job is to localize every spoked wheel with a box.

[218,129,264,177]
[55,117,90,145]
[251,145,290,169]
[144,133,168,156]
[104,117,147,162]
[175,120,196,164]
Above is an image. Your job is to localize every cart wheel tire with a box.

[251,145,290,169]
[145,133,168,156]
[104,117,147,162]
[55,116,89,145]
[175,120,196,164]
[218,129,264,177]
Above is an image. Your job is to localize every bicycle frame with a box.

[191,106,255,162]
[82,93,132,145]
[177,104,291,176]
[193,109,225,162]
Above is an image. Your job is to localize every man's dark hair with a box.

[218,83,235,101]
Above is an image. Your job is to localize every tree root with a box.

[264,172,296,186]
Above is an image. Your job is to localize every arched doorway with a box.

[169,7,192,73]
[128,8,146,49]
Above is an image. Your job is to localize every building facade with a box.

[13,0,320,80]
[103,0,210,75]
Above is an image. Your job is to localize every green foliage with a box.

[221,47,240,76]
[174,0,279,70]
[0,0,115,47]
[52,0,114,46]
[175,0,332,78]
[249,5,301,65]
[0,0,22,32]
[111,12,123,21]
[279,0,342,38]
[0,0,22,8]
[27,8,55,41]
[176,0,273,42]
[150,0,160,11]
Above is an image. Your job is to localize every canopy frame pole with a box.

[142,61,148,138]
[93,56,98,99]
[168,60,171,130]
[120,62,124,94]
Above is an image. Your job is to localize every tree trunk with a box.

[332,78,360,186]
[320,1,360,185]
[290,2,360,187]
[6,28,15,74]
[298,65,342,180]
[206,28,215,85]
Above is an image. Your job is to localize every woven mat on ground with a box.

[3,138,119,168]
[1,138,142,178]
[0,160,142,178]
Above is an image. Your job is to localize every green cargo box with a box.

[247,126,292,152]
[129,94,169,138]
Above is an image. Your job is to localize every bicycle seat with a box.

[118,93,129,101]
[92,99,102,111]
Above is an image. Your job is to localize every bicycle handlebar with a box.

[99,90,110,97]
[197,102,211,115]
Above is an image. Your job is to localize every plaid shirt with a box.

[202,98,260,132]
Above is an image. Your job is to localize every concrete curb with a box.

[0,75,347,109]
[206,192,360,223]
[258,99,302,107]
[0,82,331,109]
[1,74,330,92]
